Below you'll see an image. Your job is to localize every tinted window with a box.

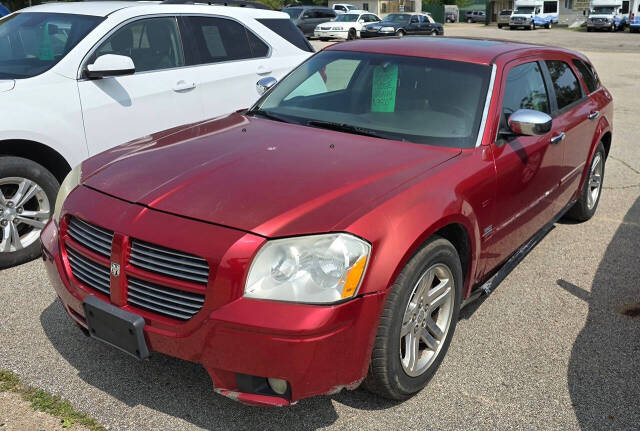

[257,18,313,52]
[320,9,336,19]
[0,12,102,79]
[283,7,303,19]
[257,51,491,148]
[503,62,550,120]
[93,17,183,73]
[572,59,600,94]
[545,60,583,110]
[183,17,267,65]
[543,1,558,13]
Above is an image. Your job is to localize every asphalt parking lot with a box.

[1,24,639,430]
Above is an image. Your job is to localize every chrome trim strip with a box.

[475,64,497,148]
[560,161,586,184]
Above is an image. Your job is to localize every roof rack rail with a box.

[161,0,272,9]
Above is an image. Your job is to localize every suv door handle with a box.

[173,80,196,92]
[588,111,600,120]
[551,132,566,144]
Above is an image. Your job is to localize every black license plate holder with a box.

[82,295,149,360]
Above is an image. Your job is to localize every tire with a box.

[431,30,438,36]
[510,25,516,30]
[446,18,452,23]
[565,142,606,222]
[529,21,535,30]
[362,236,463,400]
[0,156,59,269]
[545,22,551,29]
[396,29,405,37]
[347,28,356,40]
[498,23,503,28]
[587,27,593,32]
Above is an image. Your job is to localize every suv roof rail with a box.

[161,0,272,9]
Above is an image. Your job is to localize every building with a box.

[328,0,422,16]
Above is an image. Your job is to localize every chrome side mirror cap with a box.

[256,76,277,95]
[508,109,552,136]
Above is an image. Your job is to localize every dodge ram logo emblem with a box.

[110,263,120,277]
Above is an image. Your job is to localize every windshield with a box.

[383,14,411,22]
[283,8,303,19]
[335,13,359,22]
[514,6,535,13]
[592,6,616,13]
[0,12,102,79]
[252,51,491,148]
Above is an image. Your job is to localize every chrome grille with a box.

[130,240,209,284]
[67,248,111,295]
[127,277,204,320]
[67,217,113,258]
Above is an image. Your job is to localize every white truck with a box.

[587,0,627,31]
[630,0,640,31]
[509,0,559,29]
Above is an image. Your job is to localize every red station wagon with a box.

[41,37,612,407]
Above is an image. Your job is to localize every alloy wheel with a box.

[587,153,603,210]
[400,263,455,377]
[0,177,51,253]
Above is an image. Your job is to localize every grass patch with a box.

[0,370,106,430]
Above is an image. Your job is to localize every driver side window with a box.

[92,17,184,73]
[502,61,550,124]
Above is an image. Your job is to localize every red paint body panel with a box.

[44,38,613,405]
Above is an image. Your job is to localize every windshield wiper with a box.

[307,120,393,140]
[245,108,291,124]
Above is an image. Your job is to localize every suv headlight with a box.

[244,233,370,304]
[53,164,82,223]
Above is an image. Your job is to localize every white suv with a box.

[0,1,313,268]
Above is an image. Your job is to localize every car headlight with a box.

[244,233,370,304]
[380,26,395,32]
[53,164,82,223]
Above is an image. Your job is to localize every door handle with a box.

[256,65,272,75]
[173,80,196,92]
[551,132,566,144]
[588,111,600,120]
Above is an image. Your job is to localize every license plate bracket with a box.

[82,295,149,360]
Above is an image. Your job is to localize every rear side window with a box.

[543,1,558,13]
[572,59,600,94]
[545,60,583,110]
[182,16,268,65]
[257,18,314,52]
[92,17,184,73]
[502,62,550,121]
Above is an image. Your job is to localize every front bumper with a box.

[41,187,387,406]
[314,30,349,39]
[360,30,394,38]
[587,21,613,28]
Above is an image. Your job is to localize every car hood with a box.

[82,113,460,238]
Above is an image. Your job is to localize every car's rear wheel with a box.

[545,22,552,29]
[467,18,473,23]
[396,29,405,37]
[348,28,357,40]
[431,29,438,36]
[566,142,606,222]
[362,236,462,400]
[0,157,59,269]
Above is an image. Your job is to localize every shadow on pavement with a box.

[40,301,400,430]
[559,195,640,430]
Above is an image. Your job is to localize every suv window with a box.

[502,62,550,121]
[545,60,583,110]
[183,16,268,65]
[93,17,184,73]
[572,59,600,94]
[0,12,102,79]
[257,18,313,52]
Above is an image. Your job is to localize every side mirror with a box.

[86,54,135,79]
[256,76,277,95]
[507,109,552,136]
[359,19,365,23]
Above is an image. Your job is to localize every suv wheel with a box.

[0,157,59,269]
[362,236,462,400]
[467,18,473,23]
[348,28,357,40]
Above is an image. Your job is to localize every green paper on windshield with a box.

[371,64,398,112]
[38,23,54,61]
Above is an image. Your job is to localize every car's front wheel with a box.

[395,29,405,37]
[363,236,462,400]
[0,156,59,269]
[348,28,357,40]
[467,18,473,23]
[566,142,606,222]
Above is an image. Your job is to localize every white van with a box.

[587,0,627,31]
[509,0,559,29]
[630,0,640,31]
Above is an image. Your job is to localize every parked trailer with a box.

[509,0,559,29]
[629,0,640,31]
[587,0,627,31]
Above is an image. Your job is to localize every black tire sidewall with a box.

[567,143,606,222]
[384,237,463,397]
[0,156,59,268]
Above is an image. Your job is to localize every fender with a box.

[575,115,611,200]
